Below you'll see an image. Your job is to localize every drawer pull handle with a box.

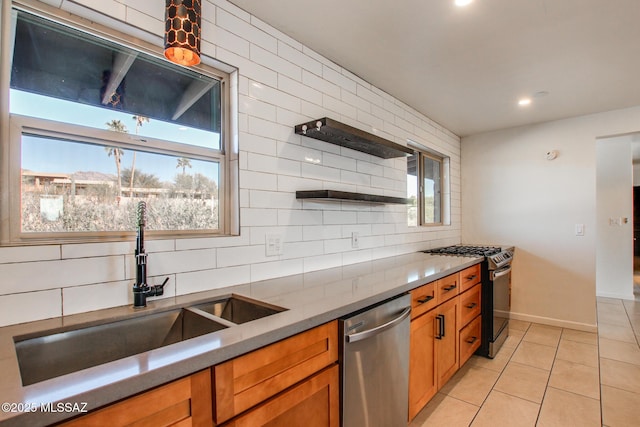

[443,284,457,292]
[466,275,477,280]
[417,295,434,304]
[465,303,477,309]
[466,336,478,344]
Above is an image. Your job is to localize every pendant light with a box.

[164,0,201,66]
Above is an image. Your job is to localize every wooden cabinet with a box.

[408,264,482,422]
[435,297,459,388]
[213,321,338,425]
[408,310,437,421]
[222,365,339,427]
[409,280,461,421]
[59,369,212,427]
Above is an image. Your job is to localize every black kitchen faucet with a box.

[132,201,168,308]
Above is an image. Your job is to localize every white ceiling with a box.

[227,0,640,137]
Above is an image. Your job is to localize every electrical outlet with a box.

[265,234,283,256]
[351,232,360,248]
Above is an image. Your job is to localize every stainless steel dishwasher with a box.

[340,293,411,427]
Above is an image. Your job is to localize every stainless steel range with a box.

[423,245,514,358]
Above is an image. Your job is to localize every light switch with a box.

[265,234,283,256]
[575,224,585,236]
[351,232,360,248]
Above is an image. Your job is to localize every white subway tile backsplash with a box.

[250,190,296,209]
[177,265,251,294]
[241,132,278,156]
[303,225,343,241]
[2,256,125,294]
[216,8,277,52]
[323,211,357,225]
[217,245,268,268]
[63,280,133,315]
[248,81,301,112]
[250,226,303,245]
[278,75,323,106]
[278,209,323,226]
[241,208,279,227]
[251,45,302,81]
[0,290,61,327]
[240,170,278,191]
[278,42,322,76]
[303,253,343,273]
[323,66,357,93]
[0,245,59,264]
[323,94,357,120]
[1,0,462,326]
[250,259,303,282]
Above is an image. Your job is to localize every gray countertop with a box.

[0,252,481,426]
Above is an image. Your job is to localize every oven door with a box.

[490,265,511,356]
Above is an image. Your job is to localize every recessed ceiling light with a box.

[518,98,532,106]
[455,0,473,6]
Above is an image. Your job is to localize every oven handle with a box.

[491,266,512,280]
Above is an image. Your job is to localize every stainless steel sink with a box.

[191,294,286,324]
[14,308,227,386]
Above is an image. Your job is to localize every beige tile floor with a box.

[410,296,640,427]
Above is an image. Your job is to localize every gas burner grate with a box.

[422,245,501,257]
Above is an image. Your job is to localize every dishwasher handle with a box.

[345,307,411,343]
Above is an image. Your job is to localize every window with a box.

[2,8,238,244]
[407,148,448,227]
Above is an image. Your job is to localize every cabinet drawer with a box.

[459,315,481,366]
[410,281,437,319]
[459,264,481,292]
[214,321,338,424]
[459,284,481,328]
[436,274,459,304]
[59,369,212,427]
[222,365,339,427]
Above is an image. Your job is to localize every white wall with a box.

[0,0,461,326]
[461,106,640,331]
[595,135,634,300]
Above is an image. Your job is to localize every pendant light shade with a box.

[164,0,201,66]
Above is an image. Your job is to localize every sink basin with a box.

[14,308,227,386]
[192,294,286,324]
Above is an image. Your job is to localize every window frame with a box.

[0,2,239,245]
[408,147,448,227]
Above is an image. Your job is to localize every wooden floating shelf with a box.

[296,190,410,205]
[294,117,414,159]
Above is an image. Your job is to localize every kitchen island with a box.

[0,252,481,426]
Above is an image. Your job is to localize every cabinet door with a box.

[222,365,339,427]
[59,369,212,427]
[436,297,459,389]
[408,310,437,422]
[214,321,338,424]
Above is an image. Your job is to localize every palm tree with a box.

[129,115,150,196]
[105,119,128,197]
[176,157,192,175]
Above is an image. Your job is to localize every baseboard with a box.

[596,291,636,301]
[507,311,597,333]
